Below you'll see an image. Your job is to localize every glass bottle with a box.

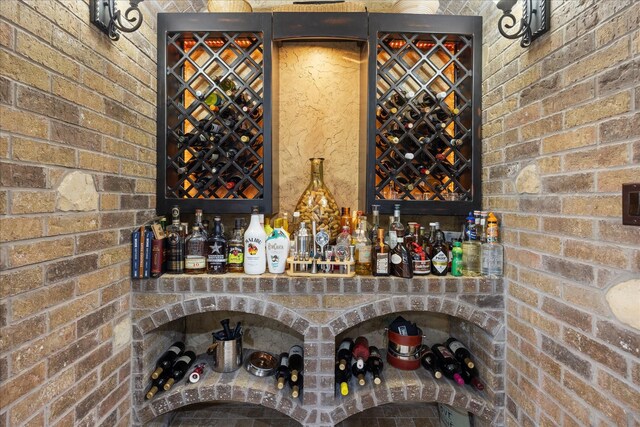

[227,218,245,273]
[206,217,227,274]
[194,208,208,238]
[462,218,482,277]
[336,225,351,253]
[389,204,404,249]
[481,212,504,277]
[294,158,340,242]
[431,228,449,276]
[390,231,412,278]
[354,220,372,275]
[340,207,352,233]
[372,228,390,276]
[185,225,206,274]
[369,205,380,243]
[166,206,184,274]
[244,206,267,275]
[409,224,430,276]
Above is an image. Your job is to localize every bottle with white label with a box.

[244,206,267,274]
[266,227,290,274]
[430,228,449,276]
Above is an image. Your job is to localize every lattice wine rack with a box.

[374,32,474,205]
[159,21,272,213]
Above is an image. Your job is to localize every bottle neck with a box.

[309,158,324,186]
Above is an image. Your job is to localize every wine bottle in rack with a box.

[350,357,366,386]
[336,338,354,371]
[150,341,185,379]
[461,365,485,391]
[352,336,370,369]
[335,363,351,396]
[376,105,397,121]
[431,344,465,385]
[275,352,290,390]
[445,337,475,369]
[288,344,304,382]
[366,346,384,385]
[289,373,303,398]
[145,371,171,400]
[421,347,443,379]
[163,350,196,391]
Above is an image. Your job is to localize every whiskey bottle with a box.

[354,220,372,275]
[185,225,207,274]
[372,228,390,276]
[227,218,245,273]
[166,206,184,274]
[194,208,208,237]
[390,233,413,278]
[207,217,227,274]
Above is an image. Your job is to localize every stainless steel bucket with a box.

[208,336,243,373]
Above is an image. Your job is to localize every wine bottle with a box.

[151,341,185,379]
[352,336,370,369]
[275,352,290,390]
[445,337,475,369]
[288,344,303,382]
[163,350,196,390]
[366,346,384,385]
[376,105,397,121]
[431,344,464,385]
[461,365,485,391]
[289,373,303,398]
[335,363,351,396]
[336,338,354,371]
[421,347,443,379]
[350,357,367,386]
[145,371,171,400]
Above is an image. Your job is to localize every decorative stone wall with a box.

[478,1,640,425]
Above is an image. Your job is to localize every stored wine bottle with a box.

[421,347,443,379]
[461,365,485,391]
[352,336,370,369]
[445,337,475,369]
[164,350,196,390]
[350,357,366,386]
[336,338,354,371]
[366,346,384,385]
[289,373,303,398]
[151,341,185,379]
[376,105,397,121]
[335,363,351,396]
[145,371,171,400]
[431,344,464,385]
[288,344,304,382]
[275,352,290,390]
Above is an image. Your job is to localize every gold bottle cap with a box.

[151,367,163,380]
[163,378,175,391]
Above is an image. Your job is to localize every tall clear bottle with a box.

[369,205,380,243]
[354,219,372,275]
[244,206,267,275]
[166,206,184,274]
[185,225,207,274]
[462,218,482,277]
[389,204,404,249]
[481,213,504,277]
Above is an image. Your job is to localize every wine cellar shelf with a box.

[157,13,482,215]
[132,275,505,426]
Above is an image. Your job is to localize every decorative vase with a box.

[294,158,341,243]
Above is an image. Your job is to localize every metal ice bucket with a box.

[208,335,243,373]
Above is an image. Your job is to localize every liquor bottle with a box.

[421,348,443,379]
[145,371,171,400]
[351,357,367,386]
[336,225,351,254]
[354,221,372,275]
[207,217,227,274]
[194,208,208,238]
[336,338,354,371]
[290,211,300,254]
[390,233,413,279]
[369,205,380,243]
[430,224,449,276]
[410,240,430,275]
[389,204,404,249]
[227,218,245,273]
[335,363,351,396]
[366,346,384,385]
[479,211,488,243]
[462,214,481,277]
[451,241,463,277]
[266,227,290,274]
[461,365,485,391]
[164,350,196,390]
[275,352,289,390]
[352,336,370,369]
[431,344,465,385]
[151,341,185,379]
[372,228,390,276]
[340,207,351,232]
[481,212,504,277]
[243,206,267,275]
[166,206,184,274]
[289,373,303,398]
[288,345,303,382]
[185,225,207,274]
[445,337,475,369]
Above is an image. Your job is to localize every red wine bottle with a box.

[163,350,196,390]
[445,337,475,369]
[350,357,367,386]
[352,336,370,369]
[146,371,171,400]
[275,352,290,390]
[151,341,185,379]
[431,344,464,385]
[335,363,351,396]
[461,365,485,391]
[288,345,303,382]
[289,373,303,398]
[366,346,384,385]
[421,347,443,379]
[336,338,354,371]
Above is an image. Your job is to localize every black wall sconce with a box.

[90,0,144,41]
[497,0,550,47]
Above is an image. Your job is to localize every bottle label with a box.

[437,346,454,359]
[228,245,244,264]
[391,254,402,265]
[432,251,448,273]
[175,354,193,364]
[375,254,389,273]
[356,245,371,263]
[338,341,352,352]
[413,259,430,275]
[279,355,289,367]
[448,341,466,353]
[389,231,397,249]
[168,346,181,355]
[185,256,205,269]
[487,224,498,243]
[289,345,303,357]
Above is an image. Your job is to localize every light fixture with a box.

[497,0,550,47]
[90,0,144,41]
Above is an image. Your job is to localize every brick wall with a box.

[479,0,640,425]
[0,0,174,424]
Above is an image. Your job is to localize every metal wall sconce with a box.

[497,0,550,47]
[90,0,145,41]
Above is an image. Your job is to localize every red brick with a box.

[542,297,592,332]
[597,369,640,412]
[0,362,46,407]
[541,336,592,379]
[563,371,627,426]
[595,320,640,358]
[563,328,627,375]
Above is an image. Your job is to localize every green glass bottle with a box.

[451,241,463,277]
